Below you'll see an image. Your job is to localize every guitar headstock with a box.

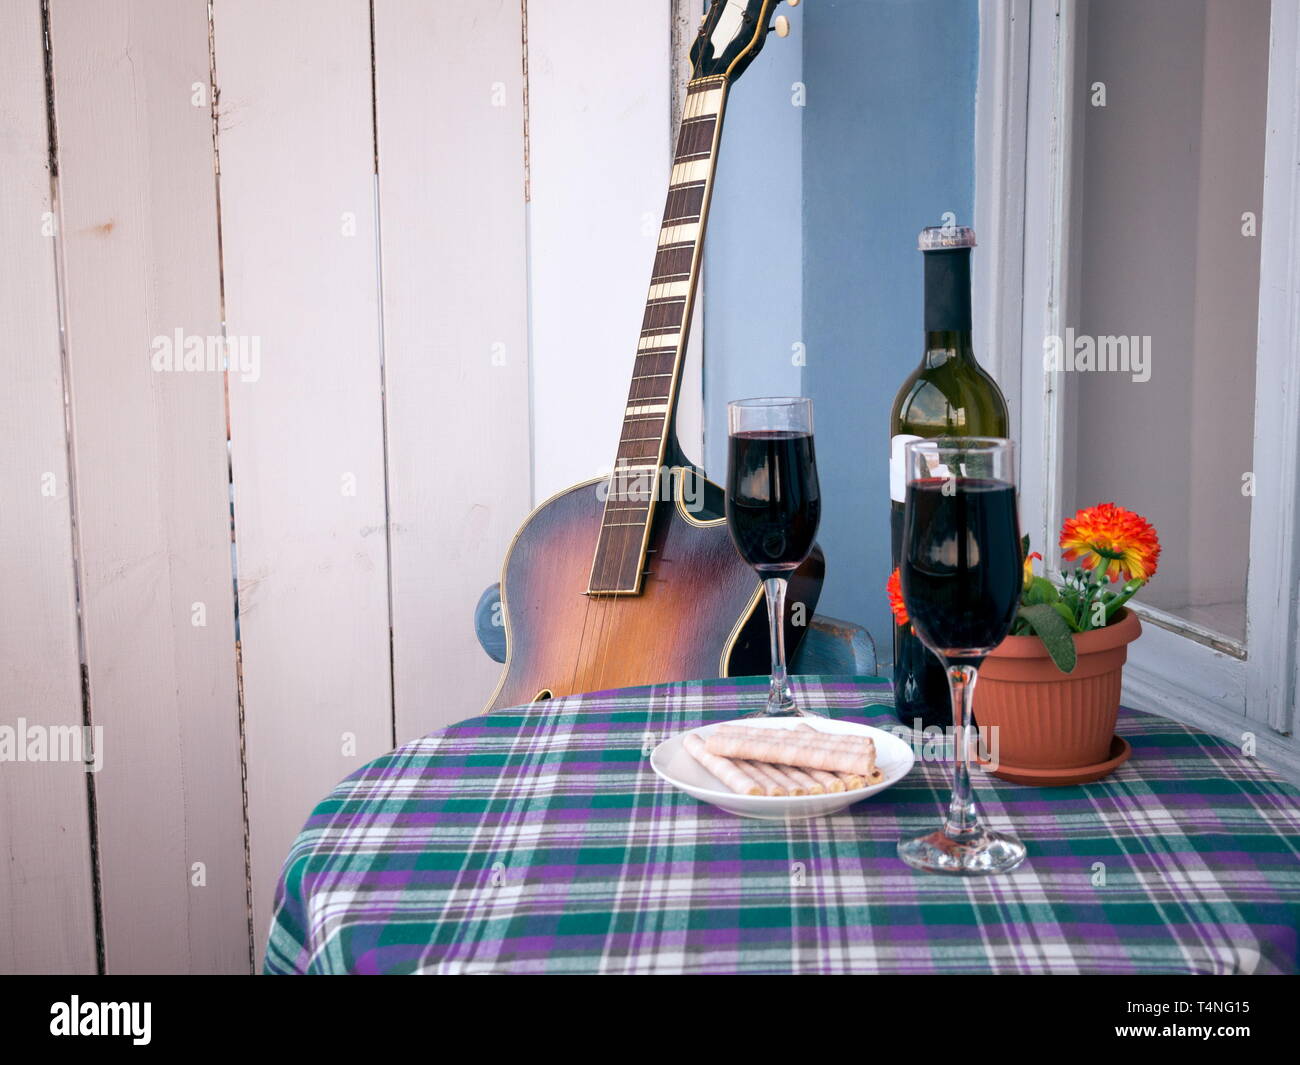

[690,0,795,83]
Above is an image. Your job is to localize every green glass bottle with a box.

[889,225,1009,730]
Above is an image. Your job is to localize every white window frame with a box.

[975,0,1300,779]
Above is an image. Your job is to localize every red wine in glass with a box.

[725,399,820,717]
[897,438,1027,876]
[726,430,821,574]
[901,477,1022,664]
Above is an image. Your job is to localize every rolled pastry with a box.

[683,732,764,795]
[795,724,880,787]
[703,728,875,777]
[715,724,877,763]
[803,767,846,793]
[742,760,807,796]
[776,764,824,795]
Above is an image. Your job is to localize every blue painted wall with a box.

[705,0,980,666]
[702,0,805,477]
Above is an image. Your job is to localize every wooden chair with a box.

[473,583,876,678]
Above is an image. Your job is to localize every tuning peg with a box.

[787,0,800,7]
[773,14,790,36]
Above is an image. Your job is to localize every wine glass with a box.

[896,438,1027,875]
[725,398,821,717]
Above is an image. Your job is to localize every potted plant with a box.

[886,502,1160,785]
[973,502,1160,785]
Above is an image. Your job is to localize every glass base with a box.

[897,826,1027,876]
[742,705,824,719]
[743,668,824,718]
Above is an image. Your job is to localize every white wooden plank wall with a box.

[0,0,692,972]
[211,0,395,956]
[528,0,676,499]
[374,0,531,739]
[46,0,249,973]
[0,0,98,975]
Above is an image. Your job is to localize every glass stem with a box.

[944,664,981,837]
[763,576,796,715]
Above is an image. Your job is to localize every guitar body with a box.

[484,469,824,712]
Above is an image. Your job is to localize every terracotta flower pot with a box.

[972,608,1142,783]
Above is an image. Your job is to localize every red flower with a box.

[887,567,909,626]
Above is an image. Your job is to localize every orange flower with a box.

[887,567,909,626]
[1060,503,1160,583]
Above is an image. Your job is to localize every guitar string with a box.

[566,491,601,696]
[593,86,716,691]
[580,106,691,692]
[589,79,724,692]
[578,354,650,692]
[578,465,625,692]
[571,424,614,692]
[586,86,712,691]
[585,294,665,689]
[571,217,676,694]
[576,364,653,692]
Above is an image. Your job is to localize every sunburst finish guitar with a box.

[485,0,823,712]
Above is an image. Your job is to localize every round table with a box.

[264,675,1300,974]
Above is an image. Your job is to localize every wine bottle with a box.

[889,225,1009,730]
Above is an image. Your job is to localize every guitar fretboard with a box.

[587,76,729,595]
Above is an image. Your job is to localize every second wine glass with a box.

[725,397,821,718]
[897,437,1026,875]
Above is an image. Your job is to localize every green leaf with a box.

[1052,601,1081,632]
[1017,603,1078,673]
[1024,576,1060,606]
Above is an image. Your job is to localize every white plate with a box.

[650,716,915,820]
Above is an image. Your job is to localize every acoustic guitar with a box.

[484,0,823,712]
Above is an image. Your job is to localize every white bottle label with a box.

[890,434,921,502]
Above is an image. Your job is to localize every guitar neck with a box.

[587,75,730,596]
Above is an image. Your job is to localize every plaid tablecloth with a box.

[264,676,1300,974]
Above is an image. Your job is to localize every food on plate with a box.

[679,723,885,797]
[795,724,884,788]
[773,764,824,794]
[704,724,876,778]
[741,760,808,796]
[682,732,764,795]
